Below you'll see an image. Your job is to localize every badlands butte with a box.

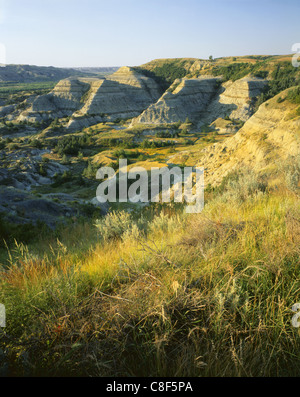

[0,55,299,229]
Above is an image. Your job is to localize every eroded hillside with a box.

[197,88,300,185]
[0,56,299,233]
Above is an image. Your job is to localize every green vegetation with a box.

[0,81,57,105]
[30,139,43,149]
[255,64,300,110]
[211,62,262,81]
[287,86,300,104]
[253,70,268,79]
[155,131,174,138]
[113,149,140,160]
[0,163,299,376]
[0,81,56,94]
[0,214,49,247]
[135,60,190,90]
[0,56,300,377]
[99,138,137,149]
[54,134,95,157]
[82,161,100,180]
[139,139,175,149]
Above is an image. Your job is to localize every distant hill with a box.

[0,64,93,83]
[72,67,119,75]
[136,55,295,90]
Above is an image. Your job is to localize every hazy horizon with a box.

[1,54,294,69]
[0,0,299,68]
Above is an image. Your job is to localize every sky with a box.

[0,0,299,67]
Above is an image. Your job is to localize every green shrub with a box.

[31,139,43,149]
[54,134,94,156]
[0,214,48,246]
[95,211,133,241]
[255,65,299,110]
[149,213,183,234]
[277,96,285,103]
[52,171,74,186]
[82,161,99,179]
[253,70,268,79]
[282,155,300,192]
[212,63,253,81]
[134,63,188,90]
[287,86,300,104]
[213,169,267,202]
[38,163,47,177]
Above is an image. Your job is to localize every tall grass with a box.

[0,168,299,377]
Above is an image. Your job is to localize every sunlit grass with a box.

[0,168,299,376]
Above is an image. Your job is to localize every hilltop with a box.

[136,55,294,87]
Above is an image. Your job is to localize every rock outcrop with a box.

[0,147,108,227]
[132,77,220,125]
[10,68,268,133]
[16,67,161,129]
[0,185,78,229]
[132,76,268,127]
[0,64,88,83]
[0,148,67,190]
[67,67,161,130]
[201,77,268,125]
[196,89,300,186]
[17,78,91,123]
[0,104,17,117]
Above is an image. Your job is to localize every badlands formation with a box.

[8,66,269,131]
[197,89,300,185]
[0,57,299,227]
[14,67,162,130]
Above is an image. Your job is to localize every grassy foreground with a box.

[0,169,299,377]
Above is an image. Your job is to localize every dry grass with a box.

[0,170,299,377]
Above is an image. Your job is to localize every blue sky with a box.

[0,0,299,67]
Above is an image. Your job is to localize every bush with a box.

[8,143,19,151]
[253,70,268,79]
[52,171,74,186]
[255,65,299,110]
[95,211,134,241]
[212,63,253,81]
[38,163,47,177]
[134,62,188,90]
[113,149,140,160]
[287,86,300,104]
[0,214,48,246]
[277,96,285,103]
[54,134,94,157]
[82,161,99,179]
[149,213,182,234]
[155,131,172,139]
[282,155,300,192]
[49,118,61,131]
[31,139,43,149]
[61,154,69,165]
[213,169,267,203]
